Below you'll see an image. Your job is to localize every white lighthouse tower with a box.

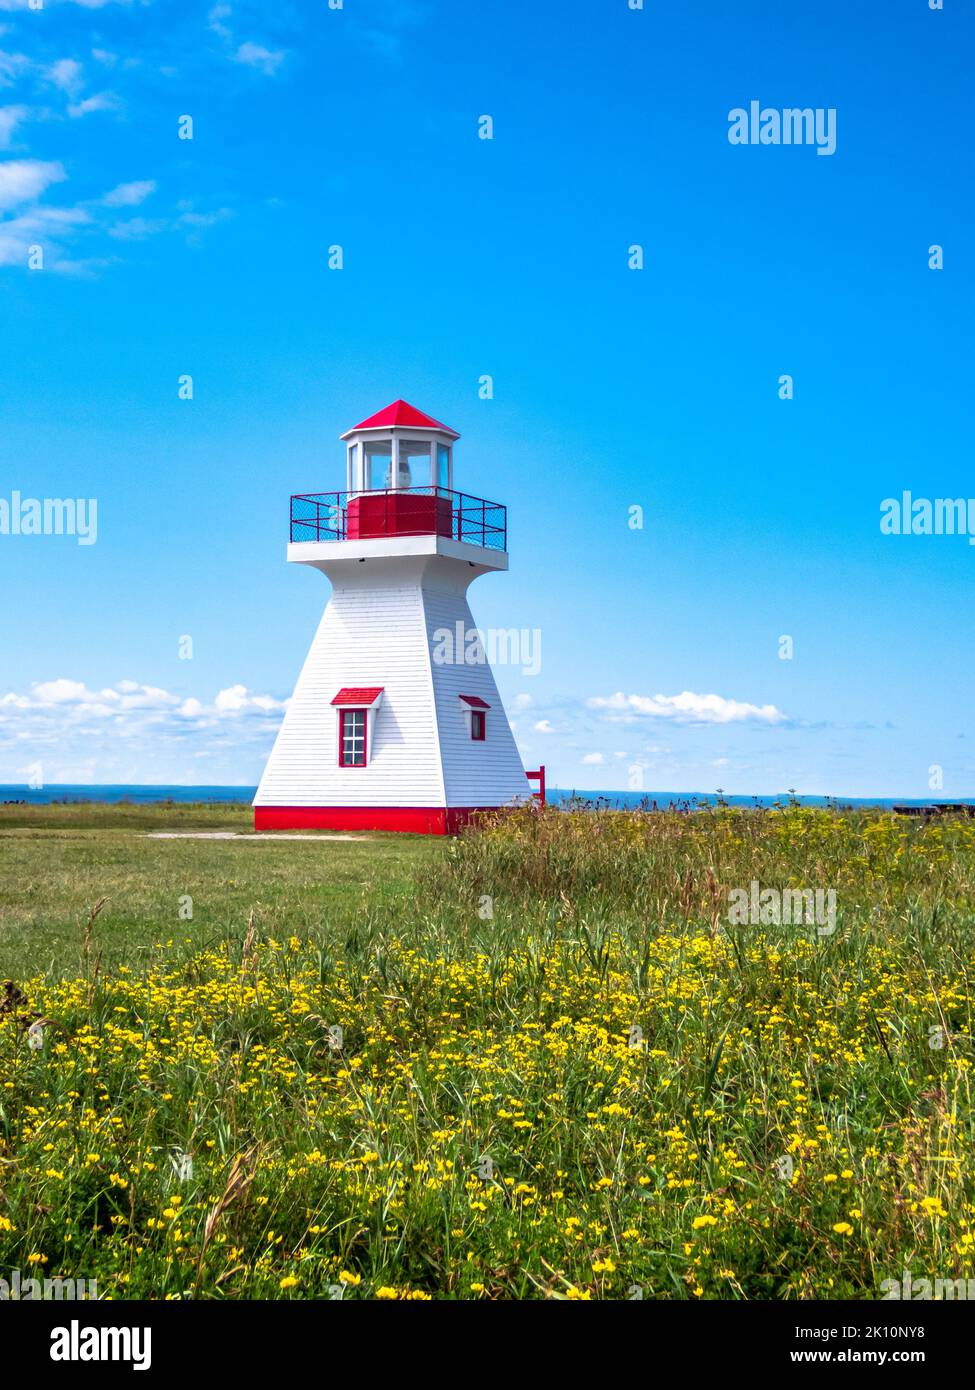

[254,400,534,834]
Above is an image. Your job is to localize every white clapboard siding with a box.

[255,554,531,810]
[422,578,530,808]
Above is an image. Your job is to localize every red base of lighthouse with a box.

[253,806,496,836]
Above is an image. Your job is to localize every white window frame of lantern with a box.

[345,430,453,497]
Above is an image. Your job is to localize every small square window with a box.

[470,710,486,741]
[339,708,367,766]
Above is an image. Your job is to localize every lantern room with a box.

[290,399,507,551]
[340,399,459,495]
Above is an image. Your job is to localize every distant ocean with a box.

[1,784,972,811]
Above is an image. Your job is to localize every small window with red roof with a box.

[459,694,490,742]
[332,687,383,768]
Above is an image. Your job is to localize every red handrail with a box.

[290,486,507,552]
[526,765,546,804]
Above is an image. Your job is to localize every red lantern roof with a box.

[331,687,384,707]
[341,400,459,439]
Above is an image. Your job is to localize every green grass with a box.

[0,802,437,979]
[1,802,974,1300]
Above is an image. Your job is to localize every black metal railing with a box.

[290,486,507,552]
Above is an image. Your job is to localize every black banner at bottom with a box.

[7,1297,968,1375]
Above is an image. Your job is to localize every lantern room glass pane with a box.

[399,440,431,488]
[365,440,392,491]
[437,445,450,490]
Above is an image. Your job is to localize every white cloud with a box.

[213,683,285,714]
[106,215,166,240]
[0,102,27,147]
[0,202,92,270]
[68,91,122,118]
[0,678,289,778]
[0,0,132,8]
[0,157,66,209]
[47,58,84,93]
[587,690,788,726]
[0,20,226,278]
[208,3,232,40]
[175,205,232,230]
[0,49,30,86]
[233,42,286,75]
[0,678,286,722]
[514,693,533,709]
[31,678,95,704]
[533,719,554,734]
[102,178,156,207]
[210,7,289,77]
[581,752,604,765]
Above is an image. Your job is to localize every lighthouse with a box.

[254,400,533,834]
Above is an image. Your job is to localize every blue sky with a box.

[1,0,972,797]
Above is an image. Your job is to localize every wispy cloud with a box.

[0,48,30,85]
[0,156,229,269]
[0,3,273,277]
[102,178,156,207]
[105,214,165,240]
[587,691,788,726]
[68,90,122,118]
[206,5,289,75]
[0,157,66,209]
[232,41,285,75]
[0,204,93,270]
[105,200,231,245]
[208,3,232,41]
[0,101,26,146]
[0,0,133,9]
[46,58,84,94]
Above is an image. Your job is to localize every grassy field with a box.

[0,802,435,979]
[1,801,974,1300]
